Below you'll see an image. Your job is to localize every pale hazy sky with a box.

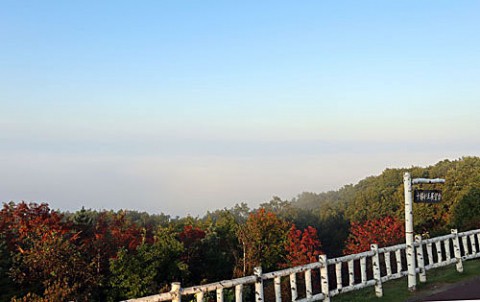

[1,1,479,216]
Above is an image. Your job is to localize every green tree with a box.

[236,209,290,275]
[200,210,241,282]
[452,187,480,231]
[109,227,187,301]
[260,196,298,222]
[0,234,17,301]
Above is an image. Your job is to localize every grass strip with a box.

[332,259,480,302]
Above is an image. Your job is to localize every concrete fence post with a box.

[319,254,330,302]
[451,229,464,273]
[470,234,477,254]
[216,288,223,302]
[254,266,264,301]
[415,235,426,283]
[348,260,354,286]
[426,242,433,266]
[274,276,281,302]
[395,249,402,274]
[290,272,297,301]
[335,262,342,291]
[384,252,392,277]
[235,285,243,302]
[305,269,313,298]
[371,244,383,298]
[171,282,181,302]
[360,257,367,283]
[195,291,204,302]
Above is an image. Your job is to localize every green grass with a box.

[332,259,480,302]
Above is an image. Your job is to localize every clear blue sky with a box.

[1,1,479,216]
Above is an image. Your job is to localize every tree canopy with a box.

[1,157,479,300]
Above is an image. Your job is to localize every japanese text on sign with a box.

[414,190,442,203]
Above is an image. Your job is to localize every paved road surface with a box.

[419,276,480,301]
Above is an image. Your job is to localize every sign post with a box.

[403,173,416,291]
[403,173,445,291]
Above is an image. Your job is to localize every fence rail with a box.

[124,228,480,302]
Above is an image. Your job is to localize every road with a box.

[413,276,480,301]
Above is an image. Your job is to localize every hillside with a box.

[292,156,480,234]
[1,157,479,301]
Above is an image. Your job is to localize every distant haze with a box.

[1,1,479,216]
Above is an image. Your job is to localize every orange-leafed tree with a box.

[76,210,147,286]
[343,216,405,254]
[0,202,98,301]
[0,201,68,251]
[236,209,290,275]
[284,225,322,267]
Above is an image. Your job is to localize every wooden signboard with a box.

[414,189,442,203]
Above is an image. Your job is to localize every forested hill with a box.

[291,156,480,233]
[1,157,479,301]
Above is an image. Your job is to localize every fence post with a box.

[384,252,392,277]
[444,239,451,260]
[371,244,383,298]
[435,241,442,263]
[305,269,313,298]
[415,235,426,283]
[216,288,224,302]
[348,260,354,286]
[395,249,402,274]
[171,282,181,302]
[451,229,464,273]
[470,234,477,254]
[360,257,367,283]
[426,241,433,266]
[195,291,204,302]
[476,232,480,255]
[254,266,264,302]
[290,272,297,301]
[335,262,342,291]
[235,285,243,302]
[462,236,469,256]
[319,254,330,302]
[274,277,281,302]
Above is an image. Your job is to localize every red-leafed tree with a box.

[178,225,206,265]
[0,202,98,301]
[284,225,322,267]
[178,225,206,250]
[80,211,146,279]
[178,225,206,284]
[343,216,405,254]
[95,211,145,252]
[10,229,98,302]
[0,201,68,251]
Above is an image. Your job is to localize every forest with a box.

[1,157,480,301]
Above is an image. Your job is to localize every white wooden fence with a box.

[124,228,480,302]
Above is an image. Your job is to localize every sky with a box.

[1,1,479,217]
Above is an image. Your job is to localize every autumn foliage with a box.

[236,209,290,275]
[284,225,322,267]
[0,202,96,301]
[0,201,412,301]
[343,216,405,254]
[178,225,206,249]
[0,202,155,301]
[0,202,68,250]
